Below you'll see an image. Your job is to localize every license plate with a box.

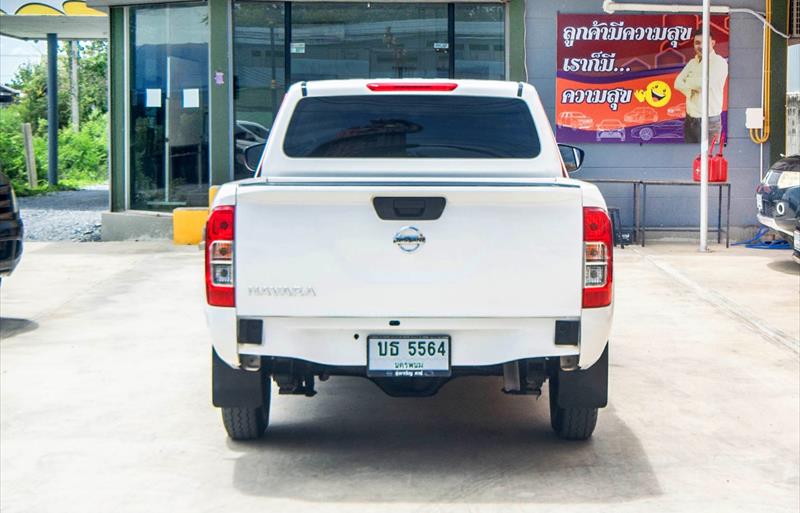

[756,194,763,212]
[794,231,800,252]
[367,335,451,377]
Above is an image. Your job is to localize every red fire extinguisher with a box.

[693,133,728,183]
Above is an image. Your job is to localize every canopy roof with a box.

[0,0,107,40]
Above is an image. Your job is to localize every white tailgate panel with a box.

[235,185,583,318]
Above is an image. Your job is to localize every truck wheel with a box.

[221,386,271,441]
[548,377,598,440]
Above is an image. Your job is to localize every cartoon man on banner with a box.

[674,28,729,143]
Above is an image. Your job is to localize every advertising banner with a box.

[556,13,730,144]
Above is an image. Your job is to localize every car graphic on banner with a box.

[596,119,626,142]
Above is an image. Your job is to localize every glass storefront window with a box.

[233,1,285,180]
[291,3,449,82]
[226,2,506,177]
[129,2,209,211]
[455,4,504,80]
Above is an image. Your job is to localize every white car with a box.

[205,79,614,441]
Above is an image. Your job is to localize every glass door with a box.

[229,1,507,178]
[129,2,209,211]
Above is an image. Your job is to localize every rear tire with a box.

[548,377,598,440]
[221,385,271,441]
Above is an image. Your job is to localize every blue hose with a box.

[732,227,769,246]
[733,226,792,249]
[746,239,791,249]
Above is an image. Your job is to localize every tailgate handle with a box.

[373,197,446,220]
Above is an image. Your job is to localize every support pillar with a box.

[208,0,232,186]
[769,0,788,163]
[507,0,526,82]
[47,33,59,185]
[109,7,126,212]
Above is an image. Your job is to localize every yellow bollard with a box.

[173,207,209,245]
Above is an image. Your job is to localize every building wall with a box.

[524,0,772,230]
[105,0,787,234]
[787,93,799,155]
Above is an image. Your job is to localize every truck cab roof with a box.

[253,79,565,181]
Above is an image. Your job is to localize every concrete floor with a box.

[1,241,798,513]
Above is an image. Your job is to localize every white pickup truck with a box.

[205,79,614,441]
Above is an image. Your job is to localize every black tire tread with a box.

[555,407,598,440]
[548,377,599,441]
[221,406,267,441]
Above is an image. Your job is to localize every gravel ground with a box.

[18,184,108,242]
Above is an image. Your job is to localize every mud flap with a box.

[557,343,608,408]
[212,348,266,408]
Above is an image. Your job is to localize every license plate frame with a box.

[367,335,451,378]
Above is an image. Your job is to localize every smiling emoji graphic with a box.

[634,80,672,108]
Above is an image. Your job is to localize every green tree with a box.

[76,41,108,121]
[7,40,108,134]
[8,60,49,133]
[1,40,109,193]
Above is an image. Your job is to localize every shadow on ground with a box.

[0,318,39,339]
[229,376,660,504]
[766,258,800,275]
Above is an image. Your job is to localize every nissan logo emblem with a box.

[393,226,426,253]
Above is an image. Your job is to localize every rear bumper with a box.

[0,217,23,277]
[207,305,613,371]
[757,213,795,237]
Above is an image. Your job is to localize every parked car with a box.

[630,119,684,142]
[0,172,23,282]
[206,79,613,442]
[623,106,658,125]
[756,155,800,243]
[234,121,270,180]
[667,103,686,118]
[558,111,594,131]
[596,119,626,142]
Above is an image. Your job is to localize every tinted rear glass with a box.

[283,95,540,158]
[765,170,800,188]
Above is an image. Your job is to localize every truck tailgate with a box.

[235,184,583,318]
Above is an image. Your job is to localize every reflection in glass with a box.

[226,2,507,176]
[455,4,504,80]
[129,3,209,211]
[284,96,539,158]
[291,3,449,82]
[233,1,284,180]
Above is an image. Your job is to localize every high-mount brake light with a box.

[582,207,613,308]
[206,205,235,307]
[366,82,458,92]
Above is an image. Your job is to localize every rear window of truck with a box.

[283,95,540,159]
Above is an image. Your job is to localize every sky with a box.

[1,34,799,90]
[0,36,46,86]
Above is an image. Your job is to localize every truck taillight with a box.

[582,207,613,308]
[206,205,235,307]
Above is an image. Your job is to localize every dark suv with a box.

[0,172,23,280]
[756,155,800,243]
